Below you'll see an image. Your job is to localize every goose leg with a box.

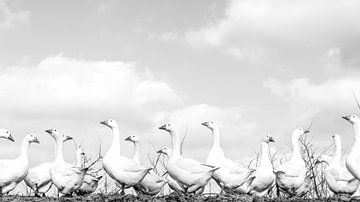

[120,184,125,195]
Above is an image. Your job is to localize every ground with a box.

[0,193,353,202]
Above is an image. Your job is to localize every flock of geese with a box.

[1,114,360,199]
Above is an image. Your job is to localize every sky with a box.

[1,0,360,181]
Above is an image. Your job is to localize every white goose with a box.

[317,134,359,195]
[202,121,254,193]
[46,128,87,196]
[75,146,102,196]
[243,134,275,197]
[157,147,186,193]
[342,115,360,198]
[158,123,219,194]
[0,133,39,196]
[275,128,309,196]
[24,132,73,197]
[124,135,168,196]
[0,129,14,142]
[100,119,152,194]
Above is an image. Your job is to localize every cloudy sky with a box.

[1,0,360,173]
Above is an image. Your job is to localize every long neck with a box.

[110,127,120,154]
[334,137,341,163]
[133,141,141,164]
[260,142,272,168]
[352,123,360,146]
[55,139,65,162]
[211,128,221,149]
[291,133,302,160]
[170,130,180,157]
[18,139,30,160]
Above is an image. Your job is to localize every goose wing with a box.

[175,157,211,174]
[330,167,356,182]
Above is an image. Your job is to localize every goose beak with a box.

[343,116,351,122]
[158,124,166,130]
[157,149,162,154]
[269,137,275,142]
[124,136,131,141]
[8,134,14,142]
[45,129,52,134]
[100,120,107,125]
[201,122,209,127]
[33,138,40,144]
[65,135,73,141]
[304,130,310,134]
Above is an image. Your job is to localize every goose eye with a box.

[6,131,8,133]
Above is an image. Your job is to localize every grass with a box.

[0,193,352,202]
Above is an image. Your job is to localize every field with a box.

[0,193,352,202]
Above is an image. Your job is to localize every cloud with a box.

[0,55,257,173]
[183,0,360,63]
[0,0,30,30]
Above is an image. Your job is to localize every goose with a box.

[202,121,254,193]
[275,128,310,196]
[100,119,152,195]
[242,134,275,197]
[157,147,186,193]
[342,114,360,198]
[75,146,103,196]
[317,134,359,196]
[158,123,219,194]
[0,129,14,142]
[0,133,39,196]
[46,128,87,196]
[24,132,74,197]
[124,135,168,196]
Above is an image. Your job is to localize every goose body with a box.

[46,129,87,195]
[100,119,151,194]
[276,128,309,196]
[24,162,53,196]
[243,134,275,197]
[125,135,167,196]
[320,134,359,195]
[342,115,360,198]
[0,133,39,195]
[202,121,254,192]
[157,148,186,193]
[158,124,219,194]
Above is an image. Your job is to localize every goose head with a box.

[315,155,332,165]
[293,128,310,138]
[263,134,275,143]
[158,123,175,133]
[124,135,140,143]
[25,133,40,144]
[157,147,171,156]
[100,119,118,129]
[0,128,14,142]
[343,115,360,125]
[45,128,73,142]
[201,121,218,131]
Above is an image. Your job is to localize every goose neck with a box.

[18,139,30,160]
[291,133,302,161]
[55,139,65,162]
[169,130,181,157]
[211,128,221,148]
[133,141,141,164]
[260,142,271,167]
[110,127,121,154]
[352,123,360,146]
[334,137,341,163]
